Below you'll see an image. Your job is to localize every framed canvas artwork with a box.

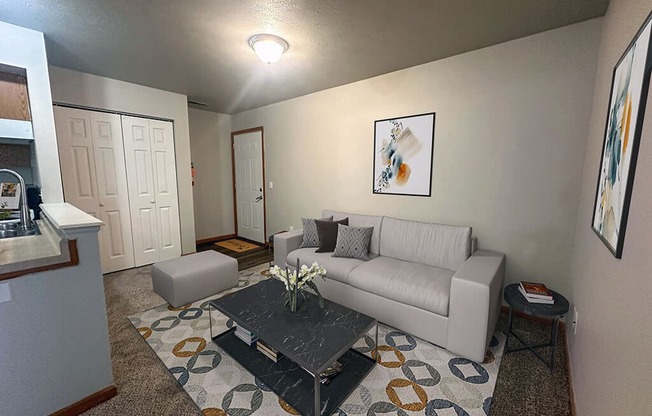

[592,11,652,258]
[373,112,435,196]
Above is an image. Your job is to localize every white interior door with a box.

[122,116,161,266]
[90,111,135,272]
[233,129,265,243]
[149,119,182,261]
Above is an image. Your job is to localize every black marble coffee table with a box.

[209,278,378,416]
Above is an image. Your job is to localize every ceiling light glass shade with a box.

[248,34,289,64]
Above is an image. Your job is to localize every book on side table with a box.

[519,281,554,304]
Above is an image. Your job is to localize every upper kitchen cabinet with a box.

[0,64,33,139]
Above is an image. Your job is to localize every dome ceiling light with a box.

[248,34,289,64]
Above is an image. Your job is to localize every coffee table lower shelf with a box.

[213,328,376,416]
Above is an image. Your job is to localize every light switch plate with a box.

[0,282,13,303]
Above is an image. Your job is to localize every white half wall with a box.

[568,0,652,415]
[0,226,112,415]
[188,108,234,240]
[48,67,196,254]
[232,19,602,295]
[0,21,63,203]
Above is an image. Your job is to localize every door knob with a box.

[99,203,104,207]
[255,196,263,202]
[151,200,155,204]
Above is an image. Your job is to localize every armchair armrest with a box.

[273,230,304,267]
[447,249,505,362]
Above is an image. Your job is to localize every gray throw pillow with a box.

[300,216,333,248]
[333,225,374,260]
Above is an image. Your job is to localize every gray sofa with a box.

[273,209,505,363]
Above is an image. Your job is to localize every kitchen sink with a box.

[0,221,40,239]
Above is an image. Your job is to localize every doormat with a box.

[215,238,260,253]
[129,265,505,415]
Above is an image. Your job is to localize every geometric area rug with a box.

[128,264,505,415]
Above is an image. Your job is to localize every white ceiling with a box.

[0,0,608,114]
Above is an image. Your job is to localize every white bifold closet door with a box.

[54,107,135,273]
[122,116,181,265]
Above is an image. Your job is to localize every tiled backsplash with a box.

[0,142,31,167]
[0,141,35,185]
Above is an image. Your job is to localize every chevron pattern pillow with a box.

[333,224,374,260]
[300,216,333,248]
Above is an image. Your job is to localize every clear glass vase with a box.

[286,286,301,313]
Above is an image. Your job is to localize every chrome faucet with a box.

[0,168,32,231]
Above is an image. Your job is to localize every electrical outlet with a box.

[0,282,13,304]
[572,307,579,335]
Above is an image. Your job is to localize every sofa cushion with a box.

[315,218,348,252]
[333,225,374,260]
[300,216,333,248]
[322,210,383,255]
[348,256,455,316]
[379,217,471,271]
[286,247,372,285]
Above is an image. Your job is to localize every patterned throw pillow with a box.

[315,218,349,253]
[333,225,374,260]
[300,216,333,248]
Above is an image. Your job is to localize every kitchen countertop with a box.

[0,203,103,280]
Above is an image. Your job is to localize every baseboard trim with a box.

[51,385,117,416]
[196,233,237,245]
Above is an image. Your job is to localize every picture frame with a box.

[0,182,21,210]
[373,112,435,196]
[591,11,652,258]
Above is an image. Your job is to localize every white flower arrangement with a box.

[269,260,327,311]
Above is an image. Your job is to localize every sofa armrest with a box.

[447,249,505,362]
[273,230,304,267]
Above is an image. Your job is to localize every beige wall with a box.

[568,1,652,415]
[48,67,196,254]
[0,21,63,203]
[232,20,602,294]
[188,108,234,240]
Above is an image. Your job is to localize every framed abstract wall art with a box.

[373,112,435,196]
[592,11,652,258]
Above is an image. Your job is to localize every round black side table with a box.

[503,283,569,370]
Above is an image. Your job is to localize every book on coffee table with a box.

[257,339,282,362]
[235,325,258,346]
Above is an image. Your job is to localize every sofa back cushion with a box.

[379,217,472,271]
[322,210,383,255]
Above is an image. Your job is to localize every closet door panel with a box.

[122,116,161,266]
[54,107,100,217]
[90,112,135,272]
[149,120,181,261]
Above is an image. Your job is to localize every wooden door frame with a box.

[231,126,267,245]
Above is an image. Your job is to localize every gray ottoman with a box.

[151,250,238,307]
